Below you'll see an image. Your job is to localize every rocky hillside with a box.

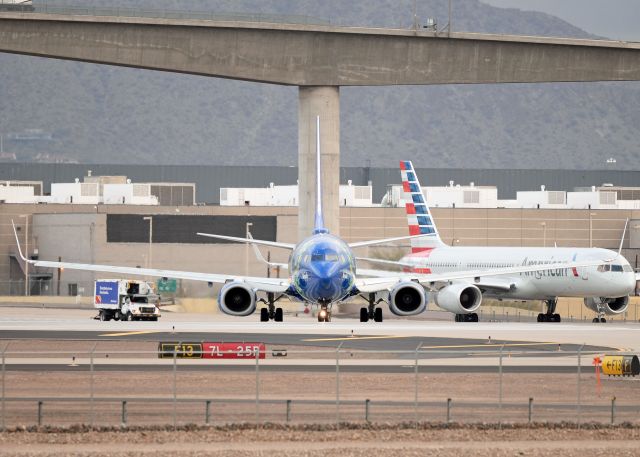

[0,0,637,169]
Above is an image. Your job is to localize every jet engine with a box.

[388,281,427,316]
[584,296,629,315]
[434,283,482,314]
[217,281,257,316]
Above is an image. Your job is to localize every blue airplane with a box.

[12,117,606,323]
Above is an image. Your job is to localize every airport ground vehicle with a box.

[95,279,161,321]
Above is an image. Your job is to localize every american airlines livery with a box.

[362,160,636,323]
[11,121,608,323]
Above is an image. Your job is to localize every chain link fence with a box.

[1,344,638,428]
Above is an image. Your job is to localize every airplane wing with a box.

[196,232,296,250]
[200,232,433,250]
[354,258,610,293]
[12,223,289,293]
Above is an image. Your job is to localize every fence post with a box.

[37,401,43,426]
[90,343,96,427]
[446,398,452,423]
[577,344,584,427]
[121,401,127,426]
[205,400,211,425]
[336,342,343,425]
[1,344,5,431]
[173,346,177,429]
[286,400,292,423]
[255,349,260,423]
[611,396,616,425]
[414,342,422,425]
[528,397,533,423]
[365,399,370,423]
[499,344,504,425]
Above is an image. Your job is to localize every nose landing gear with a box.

[317,300,333,322]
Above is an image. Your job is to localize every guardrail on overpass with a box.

[0,3,329,25]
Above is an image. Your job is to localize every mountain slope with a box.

[0,0,638,169]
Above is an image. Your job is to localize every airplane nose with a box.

[320,277,333,290]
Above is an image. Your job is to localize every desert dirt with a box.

[1,424,640,456]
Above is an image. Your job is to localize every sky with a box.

[482,0,640,41]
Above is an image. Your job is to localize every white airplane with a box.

[10,122,610,323]
[360,160,637,323]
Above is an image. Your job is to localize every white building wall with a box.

[0,182,39,203]
[49,182,100,204]
[220,184,372,207]
[103,184,158,205]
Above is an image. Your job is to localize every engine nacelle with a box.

[584,296,629,315]
[388,281,427,316]
[434,283,482,314]
[217,281,257,316]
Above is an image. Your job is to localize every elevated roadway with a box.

[2,13,640,236]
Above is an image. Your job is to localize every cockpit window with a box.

[611,264,624,272]
[623,265,634,273]
[597,264,611,272]
[311,250,339,262]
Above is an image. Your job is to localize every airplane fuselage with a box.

[402,246,635,300]
[289,233,357,305]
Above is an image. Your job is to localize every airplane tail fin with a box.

[399,160,447,252]
[313,116,328,235]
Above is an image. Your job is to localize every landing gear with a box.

[592,317,607,323]
[259,292,284,322]
[359,293,384,323]
[455,313,479,322]
[318,307,331,322]
[537,299,561,323]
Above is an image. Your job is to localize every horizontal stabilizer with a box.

[349,233,438,249]
[197,232,295,250]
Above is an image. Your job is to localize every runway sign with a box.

[203,342,266,359]
[158,342,265,359]
[601,355,640,376]
[158,342,203,358]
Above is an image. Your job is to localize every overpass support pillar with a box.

[298,86,340,240]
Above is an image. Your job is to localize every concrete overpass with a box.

[2,12,640,239]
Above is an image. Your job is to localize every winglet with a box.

[248,232,269,264]
[618,218,628,256]
[11,220,28,262]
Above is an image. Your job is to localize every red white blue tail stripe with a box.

[400,160,445,253]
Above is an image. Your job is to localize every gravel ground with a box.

[1,424,640,456]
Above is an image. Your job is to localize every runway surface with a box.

[0,308,638,351]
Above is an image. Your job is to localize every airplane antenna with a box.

[618,218,628,256]
[313,115,327,234]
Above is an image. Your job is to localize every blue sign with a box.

[95,281,119,305]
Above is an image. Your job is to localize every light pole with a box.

[540,222,547,247]
[19,214,29,296]
[589,213,596,248]
[245,222,253,275]
[143,217,153,269]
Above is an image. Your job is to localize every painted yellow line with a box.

[302,335,411,342]
[99,330,165,337]
[421,342,560,350]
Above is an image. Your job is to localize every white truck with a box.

[94,279,161,321]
